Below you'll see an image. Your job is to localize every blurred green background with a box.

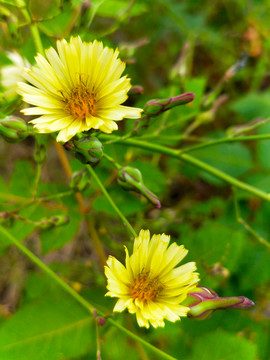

[0,0,270,359]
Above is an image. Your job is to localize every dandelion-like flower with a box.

[1,52,30,99]
[17,37,142,142]
[105,229,199,328]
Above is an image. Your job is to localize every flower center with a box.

[130,272,164,304]
[65,85,96,119]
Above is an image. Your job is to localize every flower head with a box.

[1,52,30,99]
[17,37,142,142]
[105,229,199,328]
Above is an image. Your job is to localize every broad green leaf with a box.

[188,143,252,185]
[187,330,257,360]
[0,293,94,360]
[230,91,270,121]
[9,160,35,197]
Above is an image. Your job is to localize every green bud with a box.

[144,93,194,117]
[70,169,91,192]
[64,136,103,165]
[38,215,69,230]
[0,117,28,143]
[117,166,161,208]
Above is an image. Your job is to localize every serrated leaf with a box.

[0,293,94,360]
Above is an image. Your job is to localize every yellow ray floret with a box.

[105,229,199,328]
[17,36,142,142]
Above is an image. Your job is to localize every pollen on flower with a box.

[130,272,165,304]
[65,85,96,119]
[17,36,143,142]
[105,229,200,328]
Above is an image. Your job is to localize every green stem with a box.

[0,225,94,313]
[32,162,42,198]
[107,319,177,360]
[87,165,137,238]
[179,134,270,154]
[233,189,270,249]
[0,225,177,360]
[99,135,270,202]
[19,1,45,55]
[103,153,122,169]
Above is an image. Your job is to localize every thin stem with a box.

[103,153,122,169]
[0,225,178,360]
[19,2,45,56]
[107,319,177,360]
[55,142,88,214]
[86,217,107,267]
[179,134,270,154]
[99,135,270,202]
[233,189,270,250]
[0,225,94,313]
[87,165,137,238]
[32,162,42,199]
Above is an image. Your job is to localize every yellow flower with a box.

[17,37,142,142]
[105,229,199,328]
[1,52,30,99]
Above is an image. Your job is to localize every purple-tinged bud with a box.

[38,216,70,230]
[97,317,106,326]
[0,211,13,226]
[129,85,144,94]
[117,166,161,208]
[70,169,91,192]
[144,93,195,117]
[64,136,103,165]
[184,286,255,320]
[0,117,29,143]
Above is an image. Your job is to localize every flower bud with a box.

[0,117,28,143]
[184,286,255,320]
[38,216,70,230]
[0,211,13,226]
[70,169,90,192]
[64,136,103,165]
[144,93,194,117]
[117,166,161,208]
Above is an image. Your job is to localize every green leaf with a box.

[40,194,82,254]
[9,160,35,197]
[189,143,252,185]
[187,330,257,360]
[0,293,94,360]
[230,91,270,121]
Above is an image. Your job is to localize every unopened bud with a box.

[38,216,69,230]
[185,286,254,320]
[97,317,106,326]
[0,212,13,226]
[0,117,28,143]
[144,93,194,117]
[64,136,103,165]
[70,169,90,192]
[117,166,161,208]
[129,85,144,94]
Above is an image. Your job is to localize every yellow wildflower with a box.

[105,229,199,328]
[1,52,30,99]
[17,37,142,142]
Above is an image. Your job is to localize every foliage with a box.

[0,0,270,359]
